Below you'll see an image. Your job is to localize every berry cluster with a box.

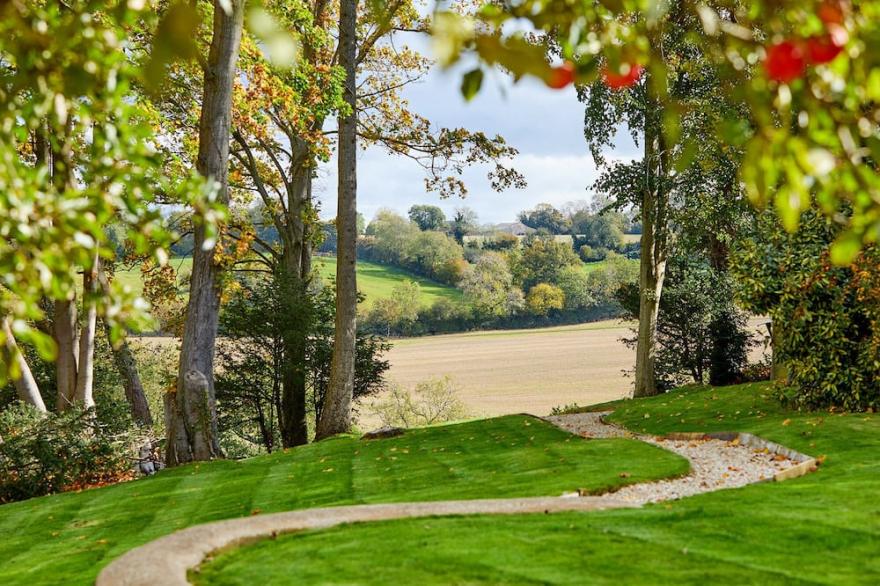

[764,2,847,82]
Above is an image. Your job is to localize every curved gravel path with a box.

[97,412,814,586]
[546,412,799,504]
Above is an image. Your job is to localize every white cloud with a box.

[314,38,640,225]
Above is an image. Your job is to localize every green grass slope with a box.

[197,383,880,585]
[314,256,462,308]
[113,257,460,309]
[0,415,685,585]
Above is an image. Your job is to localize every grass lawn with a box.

[0,415,684,586]
[197,383,880,585]
[314,256,462,308]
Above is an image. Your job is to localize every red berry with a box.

[806,34,844,64]
[602,63,643,90]
[546,61,575,89]
[764,40,806,82]
[818,2,844,25]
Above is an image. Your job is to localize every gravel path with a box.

[546,411,796,504]
[98,412,811,586]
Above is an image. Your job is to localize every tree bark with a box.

[316,0,358,440]
[279,143,314,448]
[54,299,79,411]
[2,317,47,413]
[167,0,245,466]
[103,320,153,427]
[633,69,670,399]
[74,254,98,410]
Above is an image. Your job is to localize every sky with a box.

[314,38,639,227]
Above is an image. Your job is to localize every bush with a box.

[732,210,880,411]
[368,377,469,428]
[579,244,608,262]
[526,283,565,316]
[0,403,144,503]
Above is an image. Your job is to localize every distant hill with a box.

[314,256,462,309]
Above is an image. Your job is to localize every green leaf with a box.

[830,232,862,266]
[461,69,484,102]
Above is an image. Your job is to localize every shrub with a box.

[579,244,608,262]
[526,283,565,316]
[732,210,880,411]
[368,377,469,428]
[0,403,144,503]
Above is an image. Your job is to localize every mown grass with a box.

[314,256,462,308]
[0,415,685,585]
[197,383,880,585]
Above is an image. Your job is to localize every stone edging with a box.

[652,431,818,482]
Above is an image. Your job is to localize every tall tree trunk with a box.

[166,0,244,466]
[316,0,357,440]
[279,145,313,448]
[74,254,98,410]
[54,299,79,411]
[279,249,310,448]
[2,318,47,413]
[102,320,153,427]
[97,269,153,426]
[633,73,669,398]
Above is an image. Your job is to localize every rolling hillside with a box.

[114,256,461,309]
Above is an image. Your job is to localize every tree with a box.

[403,231,465,282]
[367,281,422,336]
[365,210,420,264]
[557,266,594,310]
[435,1,879,263]
[409,205,447,231]
[617,255,752,389]
[450,207,479,244]
[510,236,580,291]
[0,1,209,409]
[519,203,569,234]
[317,0,358,440]
[525,284,565,316]
[572,213,625,252]
[215,275,389,454]
[460,253,523,319]
[166,0,245,466]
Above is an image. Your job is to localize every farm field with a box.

[363,317,769,427]
[366,320,637,423]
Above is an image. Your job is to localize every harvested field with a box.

[362,317,770,428]
[364,321,637,422]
